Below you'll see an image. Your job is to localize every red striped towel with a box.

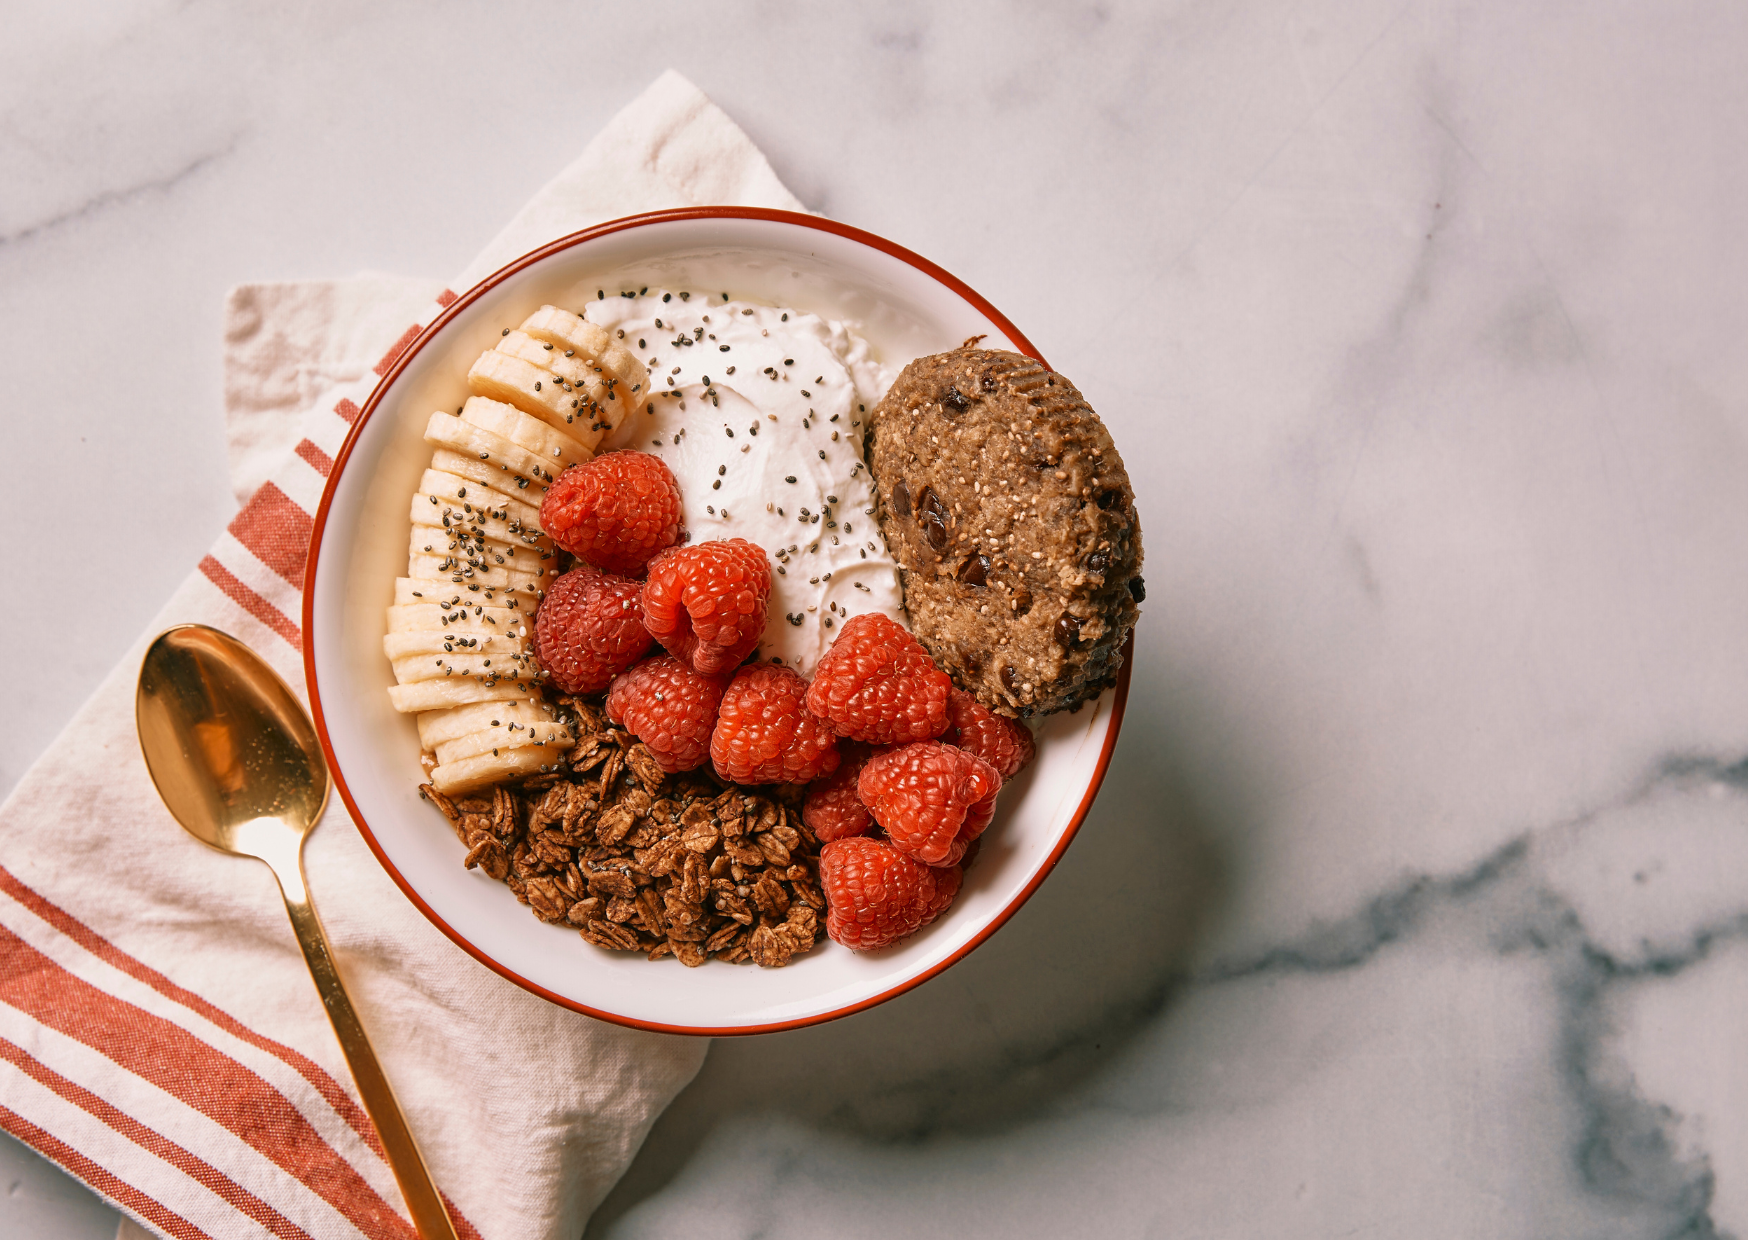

[0,70,803,1240]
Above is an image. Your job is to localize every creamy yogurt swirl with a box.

[590,292,905,676]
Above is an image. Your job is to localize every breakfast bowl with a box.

[303,207,1130,1034]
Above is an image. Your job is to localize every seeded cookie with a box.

[867,348,1142,717]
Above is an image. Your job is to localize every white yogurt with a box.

[590,292,906,675]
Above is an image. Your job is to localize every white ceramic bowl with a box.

[304,209,1129,1034]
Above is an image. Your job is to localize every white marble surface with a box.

[6,2,1748,1237]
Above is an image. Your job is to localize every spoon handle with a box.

[264,847,461,1240]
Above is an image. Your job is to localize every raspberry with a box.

[940,689,1036,780]
[858,741,1002,867]
[604,654,726,772]
[710,664,841,785]
[533,566,652,694]
[804,613,953,745]
[820,837,962,951]
[539,450,682,576]
[802,742,883,842]
[641,539,771,676]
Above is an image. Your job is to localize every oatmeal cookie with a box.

[867,348,1142,716]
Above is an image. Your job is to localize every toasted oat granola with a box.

[421,697,824,967]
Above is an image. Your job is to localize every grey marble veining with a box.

[5,2,1748,1238]
[582,755,1748,1238]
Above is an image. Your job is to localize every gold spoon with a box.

[136,624,460,1240]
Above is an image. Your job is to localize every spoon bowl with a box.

[136,624,460,1240]
[136,623,329,851]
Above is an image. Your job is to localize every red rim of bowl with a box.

[302,206,1133,1036]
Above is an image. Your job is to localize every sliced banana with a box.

[434,722,573,766]
[393,577,538,610]
[428,448,548,508]
[405,553,556,592]
[467,351,608,448]
[386,603,528,635]
[406,527,546,578]
[383,630,528,661]
[417,699,558,749]
[417,469,541,527]
[387,305,645,799]
[518,305,650,413]
[460,395,592,472]
[392,578,447,606]
[496,332,615,400]
[405,541,555,584]
[410,497,552,558]
[490,332,620,444]
[430,744,560,795]
[388,678,539,714]
[388,651,536,686]
[424,413,561,488]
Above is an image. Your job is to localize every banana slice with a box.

[386,603,529,635]
[405,553,556,592]
[388,678,539,713]
[388,650,537,685]
[424,413,561,488]
[518,306,650,413]
[491,331,621,445]
[417,469,541,527]
[430,744,559,795]
[460,395,591,472]
[410,496,552,557]
[393,578,539,611]
[496,332,616,400]
[433,722,573,766]
[383,630,529,661]
[467,351,608,449]
[392,579,448,606]
[428,449,547,508]
[417,699,559,749]
[406,527,547,578]
[386,628,530,659]
[406,547,556,585]
[464,581,543,607]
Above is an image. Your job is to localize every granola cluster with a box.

[421,698,824,967]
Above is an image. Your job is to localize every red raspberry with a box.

[710,664,841,785]
[604,654,725,772]
[940,689,1035,780]
[539,450,682,576]
[820,837,962,951]
[858,741,1001,867]
[641,539,771,676]
[533,566,652,694]
[802,742,883,842]
[804,613,953,745]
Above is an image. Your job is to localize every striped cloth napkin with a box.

[0,71,803,1240]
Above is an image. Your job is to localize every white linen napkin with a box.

[0,69,802,1240]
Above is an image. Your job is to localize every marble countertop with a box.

[6,2,1748,1237]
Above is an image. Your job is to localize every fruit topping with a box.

[802,742,883,843]
[804,613,953,745]
[939,688,1035,780]
[539,449,683,576]
[857,740,1001,867]
[604,654,726,772]
[533,566,653,695]
[820,836,962,951]
[641,538,772,676]
[710,664,841,786]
